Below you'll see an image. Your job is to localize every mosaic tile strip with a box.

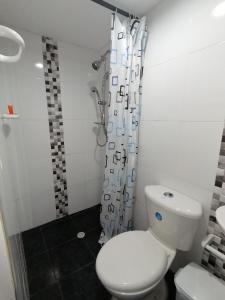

[201,123,225,280]
[42,36,68,218]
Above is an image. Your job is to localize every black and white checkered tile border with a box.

[201,124,225,281]
[42,36,68,218]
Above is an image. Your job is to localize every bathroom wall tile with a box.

[146,0,225,67]
[63,119,88,154]
[182,42,225,121]
[134,164,151,230]
[64,119,97,154]
[16,75,47,119]
[27,157,54,199]
[26,156,55,227]
[142,57,187,121]
[58,42,97,83]
[58,40,103,216]
[188,0,225,53]
[30,189,56,228]
[68,179,101,215]
[84,179,102,208]
[84,150,105,181]
[176,122,224,190]
[138,120,180,175]
[145,0,193,66]
[21,119,51,160]
[10,28,44,77]
[143,40,225,123]
[60,80,96,120]
[67,182,85,214]
[66,153,86,185]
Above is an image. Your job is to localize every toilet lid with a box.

[96,231,168,293]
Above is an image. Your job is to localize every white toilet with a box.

[96,185,202,300]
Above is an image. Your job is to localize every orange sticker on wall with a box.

[7,105,14,114]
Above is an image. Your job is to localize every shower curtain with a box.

[100,13,147,244]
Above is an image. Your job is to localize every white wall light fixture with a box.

[35,62,43,69]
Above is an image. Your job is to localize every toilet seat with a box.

[96,231,168,294]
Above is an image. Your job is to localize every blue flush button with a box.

[155,212,162,221]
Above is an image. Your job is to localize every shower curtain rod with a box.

[90,0,135,18]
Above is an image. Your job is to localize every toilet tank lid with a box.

[175,263,225,300]
[145,185,202,219]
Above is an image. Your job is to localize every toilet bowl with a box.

[96,230,175,299]
[96,185,202,300]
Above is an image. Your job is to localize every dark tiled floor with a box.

[22,205,176,300]
[22,205,108,300]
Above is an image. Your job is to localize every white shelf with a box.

[0,114,20,120]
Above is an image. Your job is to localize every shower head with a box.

[91,50,110,71]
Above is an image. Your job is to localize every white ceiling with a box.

[0,0,160,50]
[107,0,161,16]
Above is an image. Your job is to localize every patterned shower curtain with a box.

[100,14,147,244]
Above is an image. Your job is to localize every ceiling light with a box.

[35,62,43,69]
[212,1,225,18]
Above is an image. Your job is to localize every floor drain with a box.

[77,231,85,239]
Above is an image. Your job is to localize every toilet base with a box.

[111,278,168,300]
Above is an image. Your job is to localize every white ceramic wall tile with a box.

[16,74,47,119]
[27,157,55,227]
[21,119,51,160]
[138,121,181,174]
[146,0,225,67]
[30,188,56,227]
[7,28,44,77]
[142,56,187,121]
[0,64,20,114]
[67,182,85,214]
[84,150,104,181]
[146,0,194,66]
[60,80,96,120]
[58,41,97,84]
[189,0,225,53]
[66,153,86,185]
[59,40,104,215]
[64,119,97,154]
[182,42,225,121]
[176,122,223,190]
[84,178,102,208]
[27,157,54,200]
[63,119,89,154]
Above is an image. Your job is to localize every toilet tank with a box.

[145,185,202,251]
